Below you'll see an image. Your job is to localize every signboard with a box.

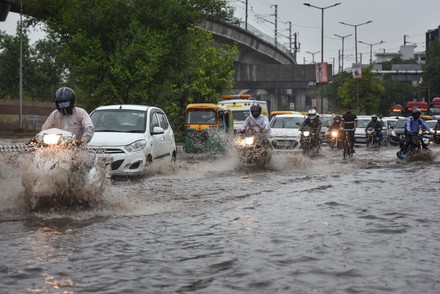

[352,63,362,79]
[290,103,295,110]
[315,62,329,83]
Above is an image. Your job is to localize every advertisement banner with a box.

[352,63,362,79]
[315,62,329,84]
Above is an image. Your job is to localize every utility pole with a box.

[358,40,384,64]
[334,33,351,73]
[271,5,278,47]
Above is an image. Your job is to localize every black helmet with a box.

[411,107,421,119]
[54,87,76,115]
[371,114,377,121]
[334,115,341,123]
[250,103,262,118]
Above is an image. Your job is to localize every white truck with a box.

[218,94,269,133]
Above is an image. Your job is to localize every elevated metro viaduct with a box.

[1,1,331,113]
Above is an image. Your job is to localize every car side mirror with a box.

[152,126,165,135]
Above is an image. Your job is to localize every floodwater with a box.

[1,141,440,294]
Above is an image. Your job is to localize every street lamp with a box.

[339,20,372,63]
[358,40,384,64]
[334,33,352,72]
[304,2,341,114]
[303,2,341,63]
[306,50,320,63]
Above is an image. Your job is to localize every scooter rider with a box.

[329,115,342,132]
[240,103,270,134]
[365,114,383,145]
[402,107,433,152]
[41,87,94,144]
[299,109,322,147]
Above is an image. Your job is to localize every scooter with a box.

[328,129,342,149]
[234,130,272,167]
[22,128,108,211]
[396,130,431,160]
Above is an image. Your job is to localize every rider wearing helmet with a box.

[365,114,384,145]
[41,87,94,144]
[401,107,433,152]
[300,109,322,147]
[240,103,270,134]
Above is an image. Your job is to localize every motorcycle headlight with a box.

[390,130,396,136]
[303,130,310,137]
[244,137,255,145]
[331,130,338,137]
[125,139,147,153]
[41,133,62,145]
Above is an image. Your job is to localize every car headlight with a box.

[390,130,396,136]
[125,139,147,153]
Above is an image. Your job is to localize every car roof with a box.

[93,104,153,111]
[272,114,305,118]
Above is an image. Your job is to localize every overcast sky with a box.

[230,0,440,68]
[1,0,440,70]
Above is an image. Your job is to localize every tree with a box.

[423,40,440,97]
[337,66,385,114]
[24,0,238,138]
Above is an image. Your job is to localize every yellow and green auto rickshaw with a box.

[184,103,234,153]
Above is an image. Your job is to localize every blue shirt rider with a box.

[402,107,433,152]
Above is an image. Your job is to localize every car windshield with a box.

[91,109,146,133]
[320,116,332,126]
[186,110,217,124]
[232,110,250,121]
[270,116,304,129]
[395,119,407,128]
[426,121,436,128]
[356,119,371,128]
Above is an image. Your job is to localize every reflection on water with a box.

[0,145,439,293]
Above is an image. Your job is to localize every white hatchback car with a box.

[268,114,305,150]
[88,105,176,176]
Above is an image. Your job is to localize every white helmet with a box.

[308,109,318,119]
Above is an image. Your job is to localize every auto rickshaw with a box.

[183,103,234,153]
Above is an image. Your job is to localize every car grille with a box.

[91,147,125,154]
[271,139,299,149]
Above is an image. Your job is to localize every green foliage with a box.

[22,0,238,136]
[423,41,440,97]
[336,66,385,114]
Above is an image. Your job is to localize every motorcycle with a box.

[432,130,440,144]
[234,130,272,167]
[22,128,108,211]
[300,125,320,155]
[365,127,380,147]
[328,129,342,149]
[396,130,431,160]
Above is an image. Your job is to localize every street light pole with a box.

[358,40,384,64]
[339,20,372,63]
[303,2,341,63]
[340,20,372,111]
[334,33,352,72]
[304,2,341,114]
[306,50,320,63]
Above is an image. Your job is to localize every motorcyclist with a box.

[340,105,357,153]
[365,114,384,145]
[299,109,322,148]
[41,87,94,144]
[328,115,342,132]
[240,103,270,134]
[401,107,433,152]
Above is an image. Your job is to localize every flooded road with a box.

[1,143,440,293]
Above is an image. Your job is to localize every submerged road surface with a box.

[1,143,439,293]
